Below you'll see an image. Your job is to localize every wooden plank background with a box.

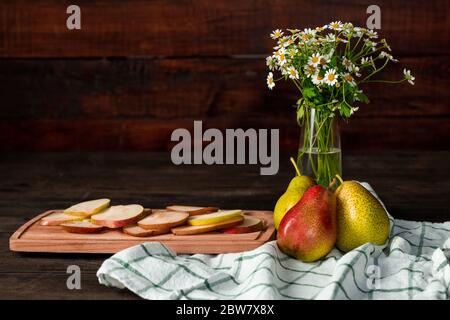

[0,0,449,151]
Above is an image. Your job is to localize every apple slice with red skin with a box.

[166,205,218,216]
[138,210,189,230]
[91,205,146,228]
[171,216,243,235]
[221,217,264,234]
[61,220,105,234]
[40,212,82,226]
[123,224,170,237]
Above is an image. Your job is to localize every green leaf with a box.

[356,92,370,104]
[302,87,316,99]
[296,103,305,124]
[339,101,352,118]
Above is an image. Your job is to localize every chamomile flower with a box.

[403,69,415,85]
[325,33,336,42]
[360,57,369,65]
[329,21,343,31]
[288,66,299,80]
[350,106,359,115]
[343,73,356,86]
[342,57,353,71]
[308,53,322,67]
[319,55,329,67]
[379,51,397,62]
[301,28,316,42]
[275,48,287,66]
[367,29,378,38]
[304,65,317,78]
[267,72,275,89]
[324,69,338,86]
[283,38,295,48]
[287,47,299,59]
[312,73,324,85]
[270,29,284,39]
[266,56,276,71]
[353,27,363,38]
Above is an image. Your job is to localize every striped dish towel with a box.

[97,183,450,300]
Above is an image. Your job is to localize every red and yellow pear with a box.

[277,180,337,262]
[273,158,315,229]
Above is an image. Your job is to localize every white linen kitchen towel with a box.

[97,183,450,299]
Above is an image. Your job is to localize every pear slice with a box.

[91,204,145,228]
[221,217,264,234]
[166,205,219,216]
[61,220,105,234]
[187,210,242,226]
[172,216,244,235]
[123,224,170,237]
[40,212,83,226]
[64,198,111,218]
[138,210,189,230]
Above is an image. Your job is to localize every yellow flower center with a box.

[327,73,335,81]
[344,74,353,82]
[311,56,319,63]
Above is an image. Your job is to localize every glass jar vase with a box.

[297,108,342,187]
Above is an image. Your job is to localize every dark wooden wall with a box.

[0,0,449,151]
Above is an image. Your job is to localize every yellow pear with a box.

[335,179,390,252]
[273,158,314,229]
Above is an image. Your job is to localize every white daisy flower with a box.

[342,57,353,71]
[288,66,299,80]
[266,56,276,71]
[319,55,329,67]
[403,69,415,85]
[367,29,378,38]
[312,73,324,85]
[353,27,363,38]
[360,57,369,65]
[304,65,317,78]
[325,33,336,42]
[283,38,295,48]
[270,29,284,39]
[379,51,398,62]
[275,48,287,66]
[350,106,359,115]
[267,72,275,89]
[343,73,356,86]
[304,28,316,35]
[328,21,343,31]
[287,47,298,58]
[324,69,338,86]
[308,53,322,67]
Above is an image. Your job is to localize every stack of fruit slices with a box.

[39,200,265,236]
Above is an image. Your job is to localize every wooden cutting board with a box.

[9,209,276,254]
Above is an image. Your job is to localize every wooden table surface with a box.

[1,151,449,299]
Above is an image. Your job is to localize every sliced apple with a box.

[40,212,83,226]
[221,217,264,234]
[64,198,111,217]
[61,220,105,234]
[166,205,218,216]
[187,209,242,226]
[91,204,145,228]
[172,216,244,235]
[123,224,170,237]
[138,210,189,230]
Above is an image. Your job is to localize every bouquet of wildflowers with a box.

[266,21,414,186]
